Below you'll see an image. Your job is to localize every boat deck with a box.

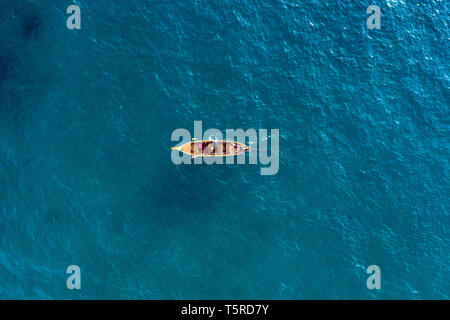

[179,140,249,156]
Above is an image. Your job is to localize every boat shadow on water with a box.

[138,162,251,226]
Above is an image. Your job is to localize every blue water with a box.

[0,0,448,299]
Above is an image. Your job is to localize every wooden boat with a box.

[171,140,250,157]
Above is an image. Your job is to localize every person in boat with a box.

[201,141,209,154]
[212,139,218,154]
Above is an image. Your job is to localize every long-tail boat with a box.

[171,140,250,157]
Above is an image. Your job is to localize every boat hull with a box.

[172,140,250,157]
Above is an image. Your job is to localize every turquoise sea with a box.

[0,0,448,299]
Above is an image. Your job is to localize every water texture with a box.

[0,0,448,299]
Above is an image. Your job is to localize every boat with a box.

[171,140,250,157]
